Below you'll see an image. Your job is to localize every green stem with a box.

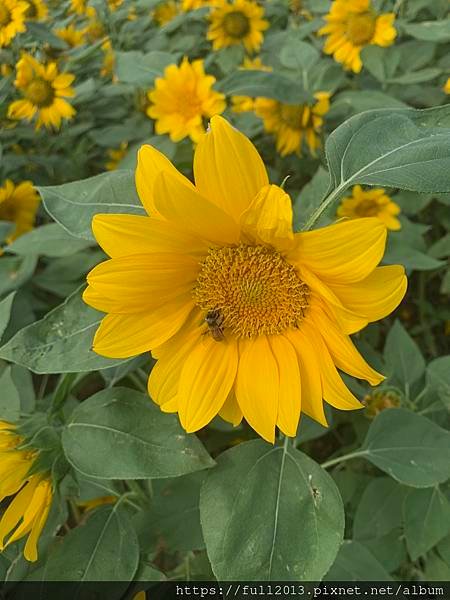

[321,449,366,469]
[302,183,347,231]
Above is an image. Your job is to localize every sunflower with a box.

[106,142,128,170]
[182,0,212,9]
[0,179,40,244]
[231,56,272,114]
[107,0,123,10]
[69,0,86,15]
[337,185,401,231]
[363,390,400,420]
[24,0,48,20]
[54,24,86,47]
[318,0,396,73]
[84,116,407,443]
[8,53,76,130]
[0,421,53,562]
[146,57,225,143]
[0,0,28,47]
[254,92,330,156]
[153,0,179,25]
[207,0,269,53]
[444,78,450,94]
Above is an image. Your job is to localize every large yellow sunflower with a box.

[337,185,401,231]
[207,0,269,53]
[0,179,40,243]
[0,421,53,562]
[319,0,396,73]
[231,56,272,114]
[24,0,48,20]
[8,53,76,130]
[0,0,28,47]
[84,116,407,443]
[254,92,330,156]
[146,57,226,143]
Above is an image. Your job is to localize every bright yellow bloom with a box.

[337,185,401,231]
[255,92,330,156]
[69,0,87,15]
[0,179,40,243]
[231,56,272,114]
[106,142,128,170]
[444,78,450,94]
[8,53,76,130]
[147,58,225,143]
[0,0,28,47]
[101,39,115,78]
[153,0,179,25]
[207,0,269,53]
[182,0,212,9]
[24,0,48,20]
[0,422,53,562]
[55,24,86,47]
[319,0,396,73]
[84,116,407,443]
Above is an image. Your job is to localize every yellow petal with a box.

[218,391,243,427]
[0,478,39,550]
[135,144,195,216]
[92,214,208,258]
[154,171,239,245]
[23,481,52,562]
[294,218,387,284]
[270,335,301,437]
[235,336,278,443]
[193,115,269,222]
[309,305,384,385]
[328,265,407,322]
[178,338,238,432]
[240,184,294,248]
[93,299,194,358]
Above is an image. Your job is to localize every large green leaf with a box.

[5,223,93,257]
[426,356,450,407]
[402,20,450,42]
[115,50,176,86]
[0,365,20,422]
[403,487,450,560]
[39,171,145,241]
[62,388,214,479]
[383,320,426,388]
[217,70,313,104]
[359,409,450,487]
[324,541,392,581]
[0,291,15,340]
[0,287,124,373]
[200,440,344,581]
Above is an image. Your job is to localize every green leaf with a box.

[353,478,406,541]
[5,223,93,257]
[327,91,407,120]
[39,170,145,241]
[294,167,330,230]
[217,70,313,104]
[115,50,175,86]
[0,365,20,422]
[383,320,425,387]
[0,255,37,295]
[427,356,450,407]
[387,68,442,85]
[200,440,344,581]
[41,504,139,584]
[402,20,450,42]
[0,221,13,244]
[359,409,450,487]
[324,541,392,581]
[362,529,407,573]
[383,237,445,271]
[0,287,125,374]
[403,487,450,560]
[0,291,16,341]
[62,387,214,479]
[279,39,320,73]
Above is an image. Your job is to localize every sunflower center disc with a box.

[0,5,11,26]
[354,198,380,217]
[279,104,311,130]
[193,243,310,338]
[223,11,251,38]
[0,199,16,222]
[25,2,38,18]
[24,79,54,107]
[346,12,376,45]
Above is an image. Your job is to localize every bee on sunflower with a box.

[84,116,407,443]
[207,0,269,53]
[0,0,28,47]
[0,179,40,244]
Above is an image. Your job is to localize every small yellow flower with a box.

[444,78,450,94]
[255,92,330,156]
[337,185,401,231]
[84,116,407,443]
[182,0,212,9]
[101,38,115,78]
[69,0,87,15]
[106,142,128,170]
[147,57,226,143]
[24,0,48,20]
[55,24,86,47]
[0,421,53,562]
[231,56,272,114]
[107,0,123,10]
[319,0,396,73]
[0,0,28,47]
[153,0,179,25]
[0,179,40,243]
[8,53,76,130]
[364,390,400,419]
[207,0,269,53]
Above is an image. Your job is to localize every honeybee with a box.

[205,309,225,342]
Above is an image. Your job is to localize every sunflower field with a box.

[1,0,450,595]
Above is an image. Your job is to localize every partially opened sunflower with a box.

[84,116,407,443]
